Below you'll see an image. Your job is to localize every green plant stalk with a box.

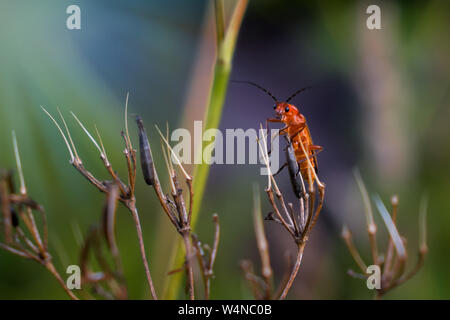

[163,0,248,299]
[163,47,231,301]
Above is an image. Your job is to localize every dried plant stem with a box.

[24,207,45,253]
[182,232,195,300]
[203,270,212,300]
[278,242,306,300]
[103,185,125,284]
[368,228,379,266]
[128,202,158,300]
[395,248,426,285]
[245,127,325,300]
[0,178,12,243]
[354,169,378,265]
[0,242,31,259]
[44,261,79,300]
[16,228,39,253]
[153,124,198,299]
[208,214,220,298]
[43,105,159,299]
[342,226,367,274]
[191,214,220,299]
[266,189,294,237]
[1,136,79,300]
[383,196,398,275]
[240,261,265,300]
[343,173,427,299]
[171,176,195,300]
[253,185,273,299]
[152,177,180,228]
[135,121,201,299]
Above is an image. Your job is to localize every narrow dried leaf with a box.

[353,168,375,228]
[94,125,108,160]
[124,92,132,150]
[71,112,103,155]
[41,106,75,162]
[57,107,80,162]
[155,125,190,180]
[373,194,406,259]
[12,131,26,195]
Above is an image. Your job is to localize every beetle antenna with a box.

[285,86,312,103]
[232,80,278,103]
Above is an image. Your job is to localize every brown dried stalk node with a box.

[241,125,326,300]
[0,132,78,300]
[135,116,220,300]
[191,214,220,300]
[41,95,157,299]
[342,169,428,299]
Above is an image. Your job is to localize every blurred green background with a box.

[0,0,449,299]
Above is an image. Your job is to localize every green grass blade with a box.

[163,0,248,299]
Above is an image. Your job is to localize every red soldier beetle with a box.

[233,81,324,192]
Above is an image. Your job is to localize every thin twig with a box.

[128,202,158,300]
[383,195,398,275]
[253,184,273,299]
[341,225,367,274]
[278,242,306,300]
[354,168,378,265]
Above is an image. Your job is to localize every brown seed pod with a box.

[136,116,155,186]
[10,206,19,228]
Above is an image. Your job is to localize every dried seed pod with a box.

[10,206,19,228]
[136,116,155,186]
[286,144,304,198]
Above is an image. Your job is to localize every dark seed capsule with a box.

[10,206,19,228]
[286,144,304,199]
[136,116,155,186]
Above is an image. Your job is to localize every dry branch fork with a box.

[242,126,326,300]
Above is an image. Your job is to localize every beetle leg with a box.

[279,126,289,135]
[267,120,288,137]
[309,145,323,151]
[297,147,323,165]
[266,118,283,136]
[265,118,284,156]
[273,162,287,177]
[266,133,292,158]
[265,118,288,157]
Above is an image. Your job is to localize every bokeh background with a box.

[0,0,449,299]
